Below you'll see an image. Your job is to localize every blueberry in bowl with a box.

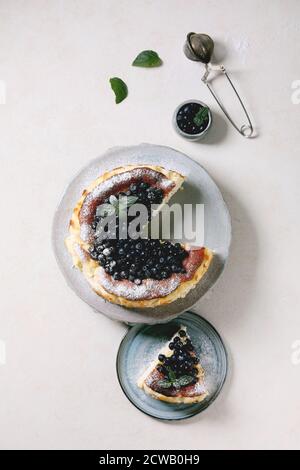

[173,100,212,140]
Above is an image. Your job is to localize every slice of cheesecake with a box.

[137,326,208,404]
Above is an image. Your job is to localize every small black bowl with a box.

[173,100,212,140]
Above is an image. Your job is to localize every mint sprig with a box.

[193,107,209,127]
[96,195,138,219]
[157,366,194,390]
[156,379,173,389]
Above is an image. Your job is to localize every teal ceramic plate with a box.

[116,311,227,420]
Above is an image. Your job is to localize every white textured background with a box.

[0,0,300,450]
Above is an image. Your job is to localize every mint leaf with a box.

[117,196,138,214]
[96,195,139,222]
[193,107,209,127]
[157,379,172,389]
[109,77,128,104]
[166,366,176,383]
[172,380,182,389]
[118,195,138,209]
[109,195,119,207]
[117,196,139,218]
[169,375,195,389]
[96,203,116,217]
[132,50,162,68]
[177,375,195,387]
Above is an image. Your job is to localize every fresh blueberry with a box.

[157,365,166,374]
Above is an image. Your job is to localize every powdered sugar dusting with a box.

[97,268,181,300]
[80,222,94,243]
[182,380,206,397]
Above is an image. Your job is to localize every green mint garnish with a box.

[156,379,173,389]
[109,77,128,104]
[96,195,138,219]
[174,375,194,387]
[96,203,115,218]
[166,366,176,383]
[95,195,138,235]
[193,107,209,127]
[157,366,194,390]
[132,50,162,68]
[118,195,139,212]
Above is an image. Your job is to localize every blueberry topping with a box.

[89,181,188,283]
[157,365,166,374]
[174,343,183,352]
[154,330,201,389]
[90,236,188,283]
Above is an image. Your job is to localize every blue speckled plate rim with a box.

[116,311,228,421]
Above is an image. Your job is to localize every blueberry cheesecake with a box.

[137,326,208,403]
[65,165,213,308]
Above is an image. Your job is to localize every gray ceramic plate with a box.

[52,144,231,324]
[116,311,228,420]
